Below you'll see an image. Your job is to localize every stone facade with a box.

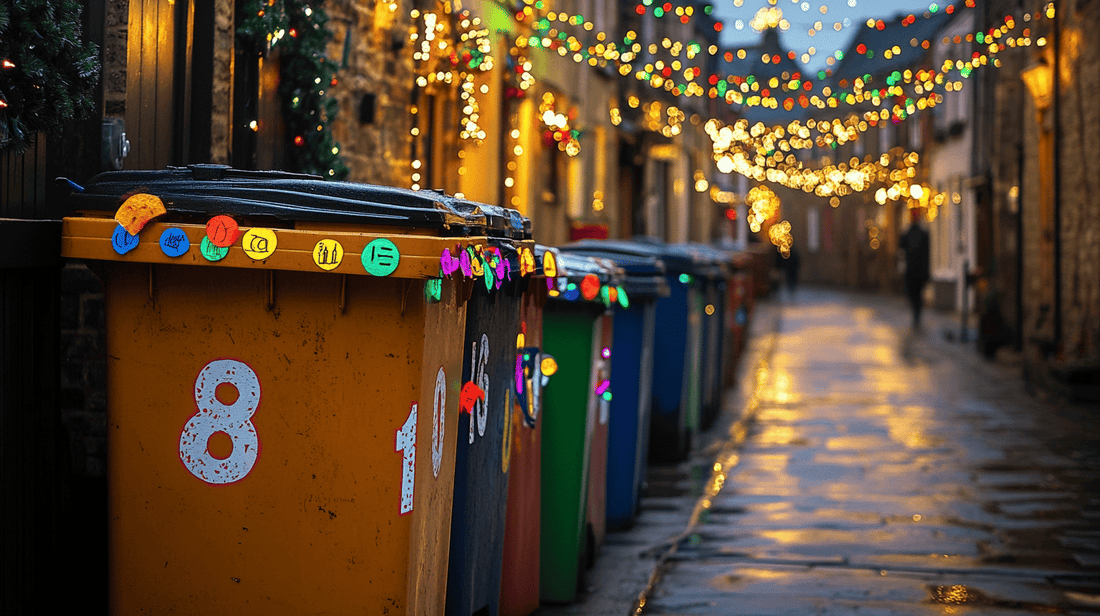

[325,0,416,187]
[1054,0,1100,366]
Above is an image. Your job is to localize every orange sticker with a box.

[115,193,167,235]
[581,274,601,301]
[206,215,240,248]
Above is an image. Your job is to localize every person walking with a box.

[899,209,930,329]
[784,244,800,300]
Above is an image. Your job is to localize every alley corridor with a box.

[548,289,1100,616]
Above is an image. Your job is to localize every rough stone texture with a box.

[59,262,109,477]
[210,0,235,164]
[325,0,415,187]
[101,0,128,118]
[1056,0,1100,366]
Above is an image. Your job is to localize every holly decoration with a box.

[0,0,100,153]
[238,0,348,180]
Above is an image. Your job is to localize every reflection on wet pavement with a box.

[643,288,1100,616]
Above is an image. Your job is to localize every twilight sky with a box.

[707,0,948,72]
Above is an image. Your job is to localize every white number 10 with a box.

[395,367,446,515]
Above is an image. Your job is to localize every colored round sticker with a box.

[580,274,601,301]
[206,215,240,248]
[361,238,400,276]
[159,227,191,257]
[199,236,229,262]
[111,224,140,255]
[242,228,278,260]
[313,239,344,271]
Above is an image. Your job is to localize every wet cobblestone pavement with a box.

[537,288,1100,616]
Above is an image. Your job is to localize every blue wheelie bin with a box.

[560,239,707,462]
[560,245,670,529]
[678,244,729,429]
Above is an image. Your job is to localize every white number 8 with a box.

[180,359,261,484]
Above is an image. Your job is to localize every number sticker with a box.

[469,334,490,444]
[432,367,445,478]
[180,359,261,484]
[396,368,447,514]
[396,402,417,515]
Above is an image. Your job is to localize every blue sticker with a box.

[159,228,191,257]
[111,224,140,255]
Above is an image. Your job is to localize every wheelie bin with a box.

[58,165,533,616]
[499,248,555,616]
[723,250,755,386]
[538,249,618,604]
[678,243,729,429]
[559,245,670,530]
[561,239,707,462]
[444,198,535,616]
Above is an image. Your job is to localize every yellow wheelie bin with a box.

[58,165,532,615]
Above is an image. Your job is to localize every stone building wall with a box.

[325,0,416,187]
[1056,0,1100,364]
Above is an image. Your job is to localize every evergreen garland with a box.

[0,0,100,153]
[238,0,349,180]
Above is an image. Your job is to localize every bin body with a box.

[603,299,656,528]
[556,240,703,462]
[557,246,668,531]
[499,281,548,616]
[681,244,729,430]
[447,256,525,616]
[585,312,613,557]
[539,303,600,603]
[653,272,704,460]
[91,256,466,615]
[58,168,526,615]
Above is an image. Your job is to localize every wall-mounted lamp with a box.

[1021,61,1054,111]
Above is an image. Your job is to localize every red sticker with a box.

[206,215,240,248]
[581,274,601,301]
[459,381,486,414]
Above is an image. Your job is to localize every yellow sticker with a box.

[542,250,558,278]
[469,247,485,277]
[312,239,343,271]
[115,193,167,235]
[241,228,278,260]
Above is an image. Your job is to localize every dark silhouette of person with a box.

[784,245,800,299]
[899,210,930,328]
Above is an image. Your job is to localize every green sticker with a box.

[361,238,400,276]
[484,264,494,291]
[200,236,229,262]
[617,286,630,309]
[425,278,442,303]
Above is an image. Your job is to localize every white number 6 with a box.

[180,359,261,484]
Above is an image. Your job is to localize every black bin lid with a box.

[559,238,705,276]
[64,165,485,237]
[558,246,670,298]
[672,243,730,281]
